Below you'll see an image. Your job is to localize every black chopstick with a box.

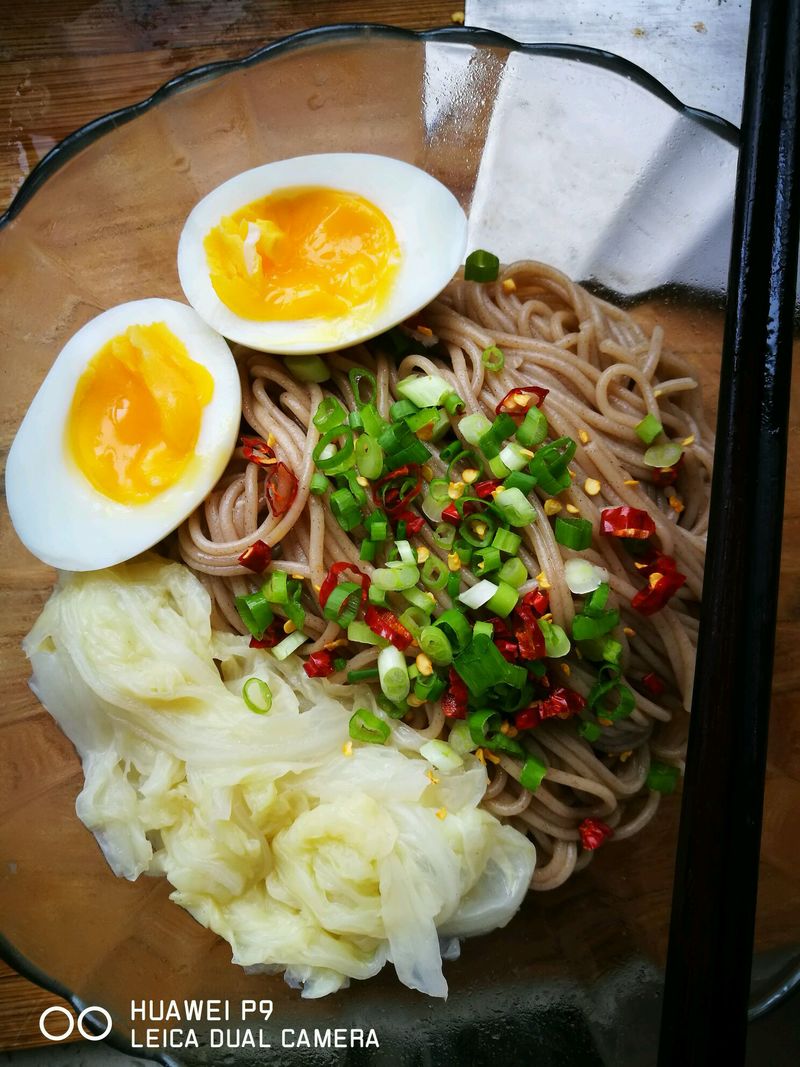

[657,1,800,1064]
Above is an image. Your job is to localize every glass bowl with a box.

[1,24,798,1067]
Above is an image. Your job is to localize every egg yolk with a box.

[203,186,401,322]
[67,322,214,505]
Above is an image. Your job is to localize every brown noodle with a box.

[177,260,711,892]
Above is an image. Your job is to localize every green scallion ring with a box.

[312,425,356,474]
[481,345,505,372]
[349,707,390,745]
[519,756,548,792]
[348,367,377,408]
[464,249,500,282]
[355,433,384,479]
[419,625,453,666]
[242,677,273,715]
[313,396,347,433]
[322,581,363,626]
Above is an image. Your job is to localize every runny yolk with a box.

[67,322,214,505]
[203,186,401,322]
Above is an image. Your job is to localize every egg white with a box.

[6,299,241,571]
[177,153,468,354]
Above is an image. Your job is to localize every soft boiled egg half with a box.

[6,299,240,571]
[177,153,468,354]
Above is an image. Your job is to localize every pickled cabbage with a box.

[25,557,535,998]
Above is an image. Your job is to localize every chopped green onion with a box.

[473,619,494,638]
[348,409,364,432]
[644,442,683,468]
[398,606,429,639]
[578,636,623,665]
[348,367,377,408]
[578,720,602,742]
[360,402,388,438]
[635,413,663,444]
[564,558,606,594]
[434,609,472,654]
[262,570,288,603]
[455,635,527,699]
[368,584,388,607]
[313,425,355,474]
[419,625,453,665]
[347,620,389,647]
[367,512,389,541]
[458,412,493,446]
[498,556,528,587]
[422,491,445,523]
[538,618,570,657]
[442,391,464,416]
[330,486,362,531]
[359,539,378,562]
[571,610,620,641]
[378,646,411,702]
[459,513,496,549]
[340,468,367,506]
[390,398,419,421]
[587,665,635,721]
[323,581,363,626]
[406,407,439,435]
[646,760,680,794]
[433,522,456,550]
[519,755,547,792]
[458,579,499,609]
[494,487,537,527]
[313,396,347,432]
[479,413,517,458]
[403,586,436,613]
[420,739,463,771]
[447,720,477,754]
[414,672,447,702]
[455,541,473,565]
[349,707,390,745]
[503,471,537,494]
[447,571,461,601]
[397,373,453,408]
[498,441,530,472]
[516,406,548,448]
[584,582,610,617]
[474,546,502,574]
[440,439,464,462]
[396,540,416,564]
[492,527,522,554]
[285,354,330,383]
[235,590,274,637]
[488,454,512,479]
[464,249,500,282]
[421,555,449,591]
[310,472,329,496]
[272,630,309,660]
[372,562,420,591]
[347,667,380,683]
[554,515,593,551]
[529,436,576,494]
[467,707,502,746]
[482,345,504,372]
[355,434,384,478]
[486,580,520,616]
[242,677,273,714]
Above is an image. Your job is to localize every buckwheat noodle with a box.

[178,260,712,891]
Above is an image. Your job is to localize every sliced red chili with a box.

[495,638,519,663]
[641,671,666,696]
[634,551,679,578]
[631,569,687,615]
[652,454,684,488]
[495,385,549,418]
[442,669,468,719]
[539,689,570,720]
[364,605,413,651]
[248,621,282,649]
[237,539,272,574]
[579,817,614,850]
[514,603,547,660]
[441,498,482,525]
[241,435,277,468]
[372,464,422,517]
[521,586,550,616]
[600,506,657,540]
[303,650,336,678]
[264,462,298,518]
[395,509,425,535]
[514,706,541,731]
[475,479,502,499]
[319,562,370,610]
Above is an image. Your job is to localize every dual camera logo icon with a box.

[39,1005,113,1042]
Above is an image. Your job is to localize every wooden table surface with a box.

[1,0,798,1058]
[0,1,460,1051]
